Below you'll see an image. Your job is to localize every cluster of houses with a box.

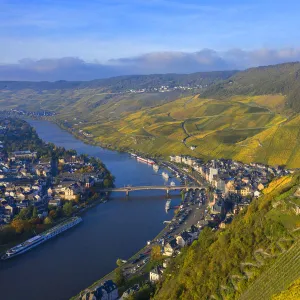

[6,109,56,117]
[0,151,50,223]
[0,148,104,224]
[148,225,200,284]
[126,84,205,94]
[163,226,198,257]
[78,129,94,138]
[170,154,290,197]
[170,155,293,228]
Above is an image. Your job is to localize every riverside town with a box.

[1,3,300,299]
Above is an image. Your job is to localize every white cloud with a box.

[0,48,299,81]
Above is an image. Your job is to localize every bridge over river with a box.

[96,185,205,196]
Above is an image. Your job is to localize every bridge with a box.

[96,185,204,196]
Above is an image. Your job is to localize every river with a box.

[0,120,181,300]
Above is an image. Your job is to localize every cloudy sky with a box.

[1,0,300,81]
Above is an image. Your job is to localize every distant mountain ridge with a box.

[0,70,237,92]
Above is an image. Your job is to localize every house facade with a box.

[163,239,178,256]
[149,266,164,283]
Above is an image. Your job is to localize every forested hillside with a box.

[202,62,300,112]
[154,174,300,300]
[0,70,236,92]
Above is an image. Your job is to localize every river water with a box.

[0,120,181,300]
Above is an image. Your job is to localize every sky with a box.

[1,0,300,80]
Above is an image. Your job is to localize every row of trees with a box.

[9,202,74,235]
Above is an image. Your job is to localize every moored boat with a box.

[147,159,155,165]
[165,200,171,210]
[136,156,155,165]
[153,164,159,171]
[1,216,82,260]
[162,171,169,180]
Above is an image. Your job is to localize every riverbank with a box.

[0,117,115,258]
[71,171,205,299]
[1,119,184,300]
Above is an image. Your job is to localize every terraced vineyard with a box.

[79,93,300,168]
[240,237,300,300]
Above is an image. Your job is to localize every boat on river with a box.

[162,171,169,180]
[153,164,159,171]
[170,181,176,186]
[1,217,82,260]
[136,156,155,165]
[165,200,171,210]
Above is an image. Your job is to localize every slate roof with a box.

[102,280,117,293]
[167,238,178,249]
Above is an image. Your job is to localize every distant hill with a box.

[0,70,237,92]
[2,62,300,168]
[201,62,300,112]
[0,70,237,124]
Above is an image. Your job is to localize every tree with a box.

[114,267,125,286]
[11,219,29,234]
[44,216,53,225]
[63,202,74,217]
[134,284,154,300]
[181,190,185,201]
[116,258,124,267]
[32,207,38,218]
[151,245,162,261]
[18,206,33,220]
[103,178,112,188]
[49,209,57,219]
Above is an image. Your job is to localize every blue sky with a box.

[1,0,300,80]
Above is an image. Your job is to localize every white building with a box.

[150,266,164,283]
[209,168,218,183]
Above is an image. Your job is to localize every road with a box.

[75,169,208,299]
[124,188,207,278]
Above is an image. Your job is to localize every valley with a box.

[2,63,300,169]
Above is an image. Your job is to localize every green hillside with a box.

[0,70,237,92]
[272,278,300,300]
[0,71,236,122]
[154,174,300,300]
[201,62,300,113]
[78,94,300,168]
[1,62,300,168]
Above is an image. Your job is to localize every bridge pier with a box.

[126,190,129,197]
[166,189,169,195]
